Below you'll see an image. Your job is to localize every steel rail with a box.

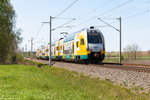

[27,58,150,73]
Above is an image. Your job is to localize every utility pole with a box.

[98,17,122,63]
[31,38,33,61]
[119,17,122,63]
[49,16,52,67]
[42,17,75,66]
[43,16,52,67]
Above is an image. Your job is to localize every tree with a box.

[123,44,140,60]
[0,0,22,64]
[131,44,140,59]
[123,45,132,59]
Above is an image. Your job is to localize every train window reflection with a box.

[88,32,102,43]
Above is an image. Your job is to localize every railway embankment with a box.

[0,64,150,99]
[30,58,150,92]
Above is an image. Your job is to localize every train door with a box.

[58,42,60,57]
[63,44,64,58]
[54,47,56,58]
[80,37,86,54]
[72,42,74,59]
[68,42,72,59]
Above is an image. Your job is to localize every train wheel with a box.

[94,61,99,64]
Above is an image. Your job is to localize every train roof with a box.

[63,27,100,43]
[63,28,87,43]
[63,32,76,43]
[48,42,55,46]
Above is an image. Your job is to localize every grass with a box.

[104,56,150,63]
[104,58,119,63]
[134,58,150,60]
[0,65,149,100]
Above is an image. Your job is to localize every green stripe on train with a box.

[40,55,88,60]
[63,55,88,59]
[75,55,88,59]
[64,55,72,59]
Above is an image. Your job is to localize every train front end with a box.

[87,27,105,62]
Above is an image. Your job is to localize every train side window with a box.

[80,39,84,45]
[76,42,78,47]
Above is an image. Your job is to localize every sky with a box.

[11,0,150,52]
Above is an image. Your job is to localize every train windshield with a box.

[88,30,102,43]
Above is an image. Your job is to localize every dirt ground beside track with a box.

[123,60,150,65]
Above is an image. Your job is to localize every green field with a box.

[0,65,149,100]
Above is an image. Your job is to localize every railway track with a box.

[97,62,150,73]
[28,58,150,73]
[60,61,150,73]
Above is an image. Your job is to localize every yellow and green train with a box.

[36,26,105,62]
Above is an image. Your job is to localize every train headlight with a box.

[94,52,99,57]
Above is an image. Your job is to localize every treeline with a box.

[0,0,22,64]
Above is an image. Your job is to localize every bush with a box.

[11,56,17,64]
[37,63,45,67]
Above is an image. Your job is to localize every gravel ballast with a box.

[33,59,150,91]
[53,62,150,91]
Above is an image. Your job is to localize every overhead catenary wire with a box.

[122,0,150,21]
[53,17,76,19]
[54,0,78,18]
[91,9,150,29]
[33,18,75,50]
[76,0,114,20]
[52,18,76,31]
[33,39,45,45]
[90,9,150,29]
[78,0,150,29]
[95,0,150,27]
[84,18,117,29]
[32,1,150,52]
[34,23,43,39]
[35,0,149,40]
[65,0,116,31]
[33,18,76,50]
[105,0,150,18]
[123,9,150,21]
[71,0,134,29]
[94,0,134,17]
[95,1,150,27]
[46,0,133,34]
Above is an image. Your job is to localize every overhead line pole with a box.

[31,37,33,61]
[43,16,52,67]
[98,17,122,63]
[49,16,52,67]
[43,16,75,67]
[119,17,122,63]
